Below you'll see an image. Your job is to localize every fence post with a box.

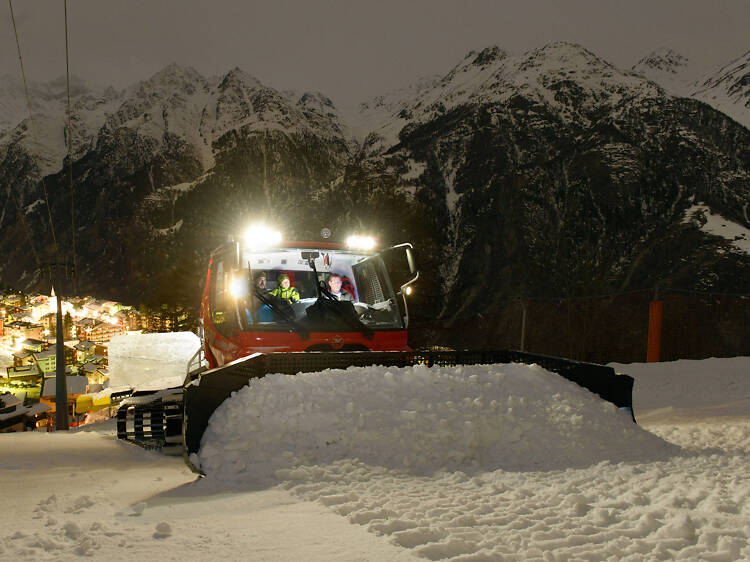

[647,287,662,362]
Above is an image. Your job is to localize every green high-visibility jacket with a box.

[270,286,300,303]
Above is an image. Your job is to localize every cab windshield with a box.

[209,247,403,334]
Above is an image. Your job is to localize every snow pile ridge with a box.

[197,363,678,483]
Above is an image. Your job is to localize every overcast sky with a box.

[1,1,748,105]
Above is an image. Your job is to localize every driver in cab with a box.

[328,273,354,302]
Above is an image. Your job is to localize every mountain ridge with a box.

[0,43,748,322]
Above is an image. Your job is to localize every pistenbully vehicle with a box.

[117,226,635,471]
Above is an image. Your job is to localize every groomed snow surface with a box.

[2,358,749,561]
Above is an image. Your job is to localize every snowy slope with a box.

[682,204,750,255]
[630,48,698,97]
[690,50,750,130]
[2,357,749,560]
[0,75,116,176]
[631,47,750,130]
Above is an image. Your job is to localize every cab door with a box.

[207,242,242,338]
[353,244,419,329]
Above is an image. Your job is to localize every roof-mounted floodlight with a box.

[243,225,282,250]
[346,235,377,251]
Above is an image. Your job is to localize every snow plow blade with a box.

[183,350,634,465]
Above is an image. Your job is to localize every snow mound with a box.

[107,332,200,390]
[197,363,679,482]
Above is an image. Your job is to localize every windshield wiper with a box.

[302,251,374,339]
[253,288,309,339]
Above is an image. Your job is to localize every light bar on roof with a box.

[346,235,377,251]
[243,224,282,250]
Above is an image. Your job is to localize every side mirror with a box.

[379,243,419,288]
[405,247,417,275]
[379,243,419,329]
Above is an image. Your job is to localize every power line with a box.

[3,179,42,270]
[8,0,59,256]
[64,0,78,294]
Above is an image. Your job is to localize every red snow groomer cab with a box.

[201,227,419,368]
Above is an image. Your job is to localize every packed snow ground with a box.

[1,357,748,561]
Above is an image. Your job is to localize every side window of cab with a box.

[209,251,239,337]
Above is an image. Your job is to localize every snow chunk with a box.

[107,332,200,389]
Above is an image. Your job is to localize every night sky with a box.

[2,1,748,105]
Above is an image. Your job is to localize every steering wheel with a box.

[353,302,370,318]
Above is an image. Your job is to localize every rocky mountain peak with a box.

[444,45,507,81]
[471,46,507,67]
[630,48,697,96]
[633,48,690,75]
[218,67,263,91]
[132,63,209,98]
[298,91,335,109]
[518,41,616,76]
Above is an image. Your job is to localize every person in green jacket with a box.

[270,273,300,303]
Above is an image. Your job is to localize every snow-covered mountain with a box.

[356,42,662,154]
[630,48,698,96]
[1,44,749,330]
[344,42,750,316]
[1,64,349,189]
[0,74,117,182]
[690,49,750,130]
[631,47,750,131]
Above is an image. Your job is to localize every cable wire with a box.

[64,0,78,294]
[8,0,59,256]
[3,178,42,270]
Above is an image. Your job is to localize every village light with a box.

[346,235,377,251]
[405,286,414,296]
[243,224,282,250]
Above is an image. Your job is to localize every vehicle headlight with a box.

[230,276,247,298]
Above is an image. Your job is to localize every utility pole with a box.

[49,261,72,430]
[54,281,68,430]
[647,285,662,363]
